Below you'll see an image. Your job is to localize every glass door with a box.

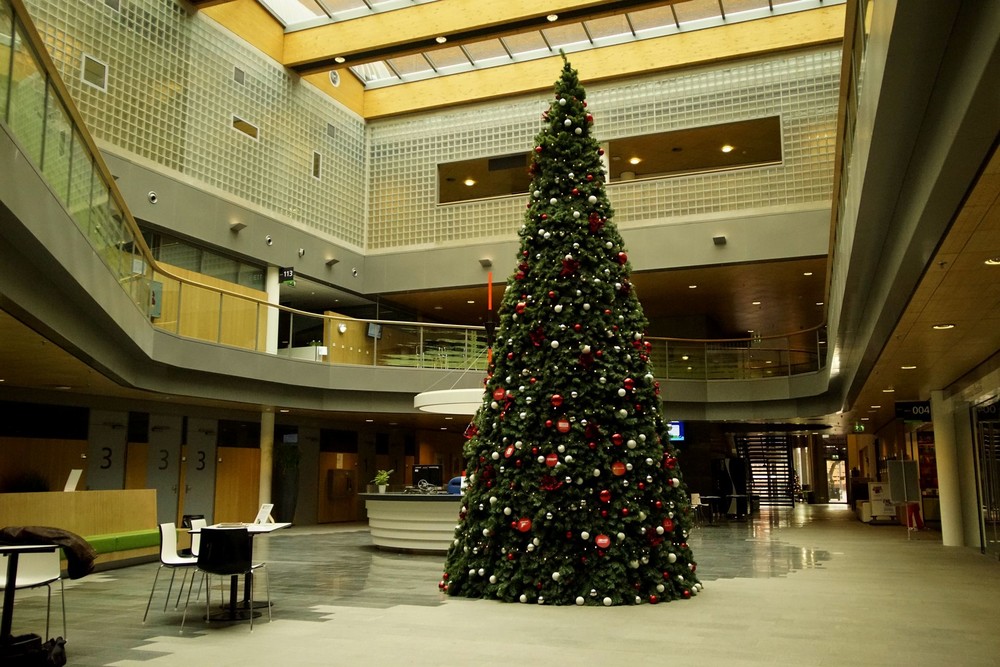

[973,397,1000,557]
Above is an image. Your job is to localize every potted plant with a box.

[372,469,393,494]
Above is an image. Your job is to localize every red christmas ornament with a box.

[551,394,563,407]
[587,174,594,181]
[623,378,635,390]
[545,420,553,429]
[611,433,623,446]
[649,595,658,604]
[595,534,611,548]
[548,290,556,298]
[599,489,612,503]
[517,518,532,532]
[600,509,608,518]
[515,302,526,314]
[557,418,571,433]
[611,462,626,476]
[573,323,582,331]
[532,446,540,455]
[504,445,515,458]
[572,187,580,196]
[566,531,573,539]
[545,453,559,467]
[621,507,630,517]
[492,387,505,400]
[682,590,692,599]
[535,146,543,153]
[638,482,645,490]
[507,553,515,560]
[662,518,675,532]
[588,441,597,449]
[507,352,514,360]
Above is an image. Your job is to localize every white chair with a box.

[143,523,198,623]
[690,493,709,526]
[0,549,66,639]
[189,518,208,558]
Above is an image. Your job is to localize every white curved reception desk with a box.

[361,493,462,553]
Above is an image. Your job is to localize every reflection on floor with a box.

[6,504,1000,666]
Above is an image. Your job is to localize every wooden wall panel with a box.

[0,437,86,492]
[213,446,260,524]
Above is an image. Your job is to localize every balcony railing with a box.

[1,0,828,385]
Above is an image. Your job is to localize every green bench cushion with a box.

[85,529,159,554]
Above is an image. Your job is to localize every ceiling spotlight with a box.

[721,144,734,153]
[752,300,761,306]
[985,257,1000,265]
[466,300,475,304]
[334,56,346,64]
[436,36,447,44]
[628,157,641,165]
[803,271,813,276]
[901,365,917,370]
[464,178,476,186]
[882,387,895,393]
[870,405,881,409]
[546,14,559,21]
[932,323,955,330]
[338,323,348,334]
[688,285,697,289]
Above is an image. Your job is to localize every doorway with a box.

[827,459,847,503]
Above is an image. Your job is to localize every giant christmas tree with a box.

[440,57,700,606]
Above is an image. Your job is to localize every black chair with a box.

[181,527,270,632]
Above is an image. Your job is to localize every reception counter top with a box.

[361,493,461,553]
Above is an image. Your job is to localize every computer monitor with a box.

[412,465,442,487]
[667,421,685,441]
[367,322,383,339]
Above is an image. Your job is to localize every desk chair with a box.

[182,527,270,632]
[143,523,198,623]
[0,549,66,639]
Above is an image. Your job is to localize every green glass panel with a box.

[0,1,13,122]
[7,17,45,164]
[68,129,93,231]
[41,82,72,204]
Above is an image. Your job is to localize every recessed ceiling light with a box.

[546,14,559,21]
[870,405,881,409]
[901,365,917,370]
[861,417,870,421]
[803,271,813,276]
[466,300,475,304]
[815,302,824,306]
[434,306,443,310]
[752,300,761,306]
[882,388,895,393]
[985,257,1000,266]
[464,178,476,186]
[628,157,641,165]
[932,323,955,330]
[334,56,346,64]
[279,409,289,413]
[688,285,697,289]
[444,417,453,420]
[365,419,374,423]
[435,36,447,44]
[681,355,689,361]
[721,144,734,153]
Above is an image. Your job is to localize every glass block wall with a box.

[367,48,839,251]
[23,0,367,249]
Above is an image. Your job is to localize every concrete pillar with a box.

[931,390,964,546]
[265,265,280,354]
[259,410,274,506]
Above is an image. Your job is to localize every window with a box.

[81,54,108,92]
[232,115,259,140]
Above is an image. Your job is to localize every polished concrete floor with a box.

[5,504,1000,666]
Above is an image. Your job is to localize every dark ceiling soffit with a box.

[288,0,680,74]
